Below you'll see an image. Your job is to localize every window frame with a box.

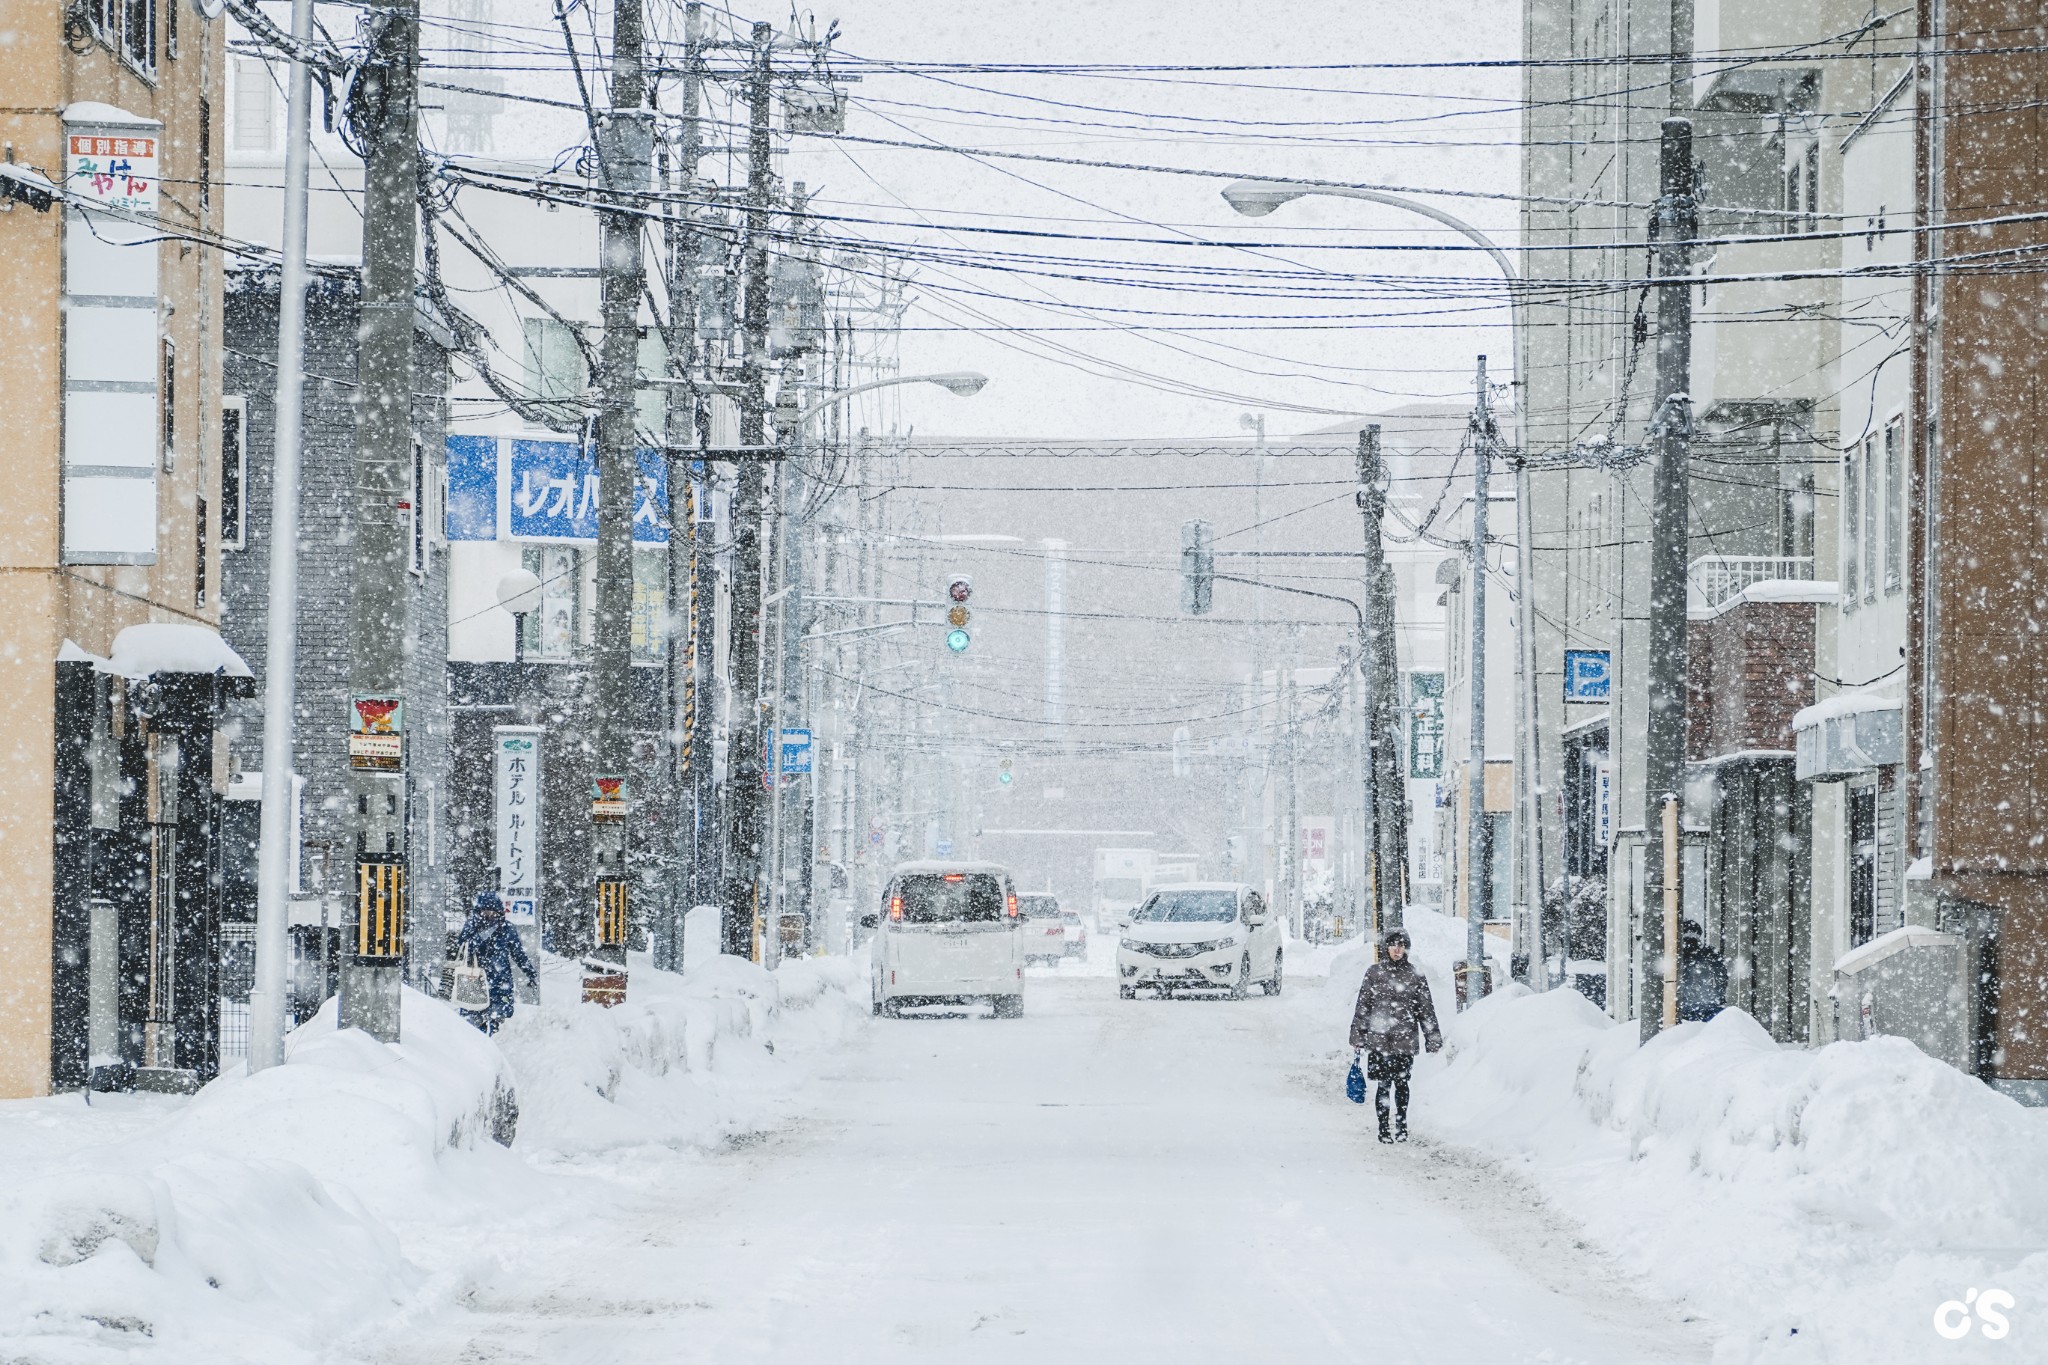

[1883,416,1905,594]
[161,336,177,473]
[1862,431,1879,603]
[1842,447,1862,606]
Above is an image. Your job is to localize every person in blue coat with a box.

[452,891,538,1033]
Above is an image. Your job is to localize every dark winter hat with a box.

[1382,928,1412,951]
[474,890,505,914]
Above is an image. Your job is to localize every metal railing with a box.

[1687,555,1814,612]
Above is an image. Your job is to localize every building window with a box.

[166,0,177,60]
[1883,417,1904,593]
[220,398,247,548]
[1848,788,1876,948]
[92,0,158,79]
[409,441,426,575]
[1862,431,1878,603]
[197,98,211,214]
[521,546,583,660]
[232,58,279,153]
[523,316,587,405]
[161,338,176,472]
[194,496,207,607]
[1842,448,1861,606]
[632,546,666,663]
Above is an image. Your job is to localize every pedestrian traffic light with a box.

[1181,519,1214,615]
[944,574,972,652]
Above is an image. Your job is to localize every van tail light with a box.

[1007,894,1019,918]
[889,896,903,922]
[943,873,964,882]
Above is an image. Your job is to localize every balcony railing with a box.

[1687,555,1814,613]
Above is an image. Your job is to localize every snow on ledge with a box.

[103,623,253,679]
[1690,577,1842,621]
[1831,922,1952,975]
[1792,684,1903,733]
[1906,855,1933,881]
[62,101,162,128]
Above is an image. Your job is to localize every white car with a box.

[1018,892,1067,964]
[866,861,1027,1018]
[1116,883,1281,1000]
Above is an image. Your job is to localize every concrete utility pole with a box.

[1355,424,1407,935]
[657,1,707,971]
[1283,670,1301,938]
[340,0,420,1041]
[249,0,319,1071]
[722,21,776,957]
[1463,356,1495,1007]
[586,0,652,977]
[1641,117,1696,1042]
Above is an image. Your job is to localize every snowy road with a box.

[402,970,1707,1364]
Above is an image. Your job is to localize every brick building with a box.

[218,264,455,1005]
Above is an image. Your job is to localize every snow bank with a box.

[0,959,865,1361]
[499,953,866,1158]
[1415,987,2048,1361]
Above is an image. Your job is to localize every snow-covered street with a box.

[384,961,1705,1364]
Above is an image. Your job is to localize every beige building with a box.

[0,1,236,1097]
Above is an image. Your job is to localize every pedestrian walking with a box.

[1349,928,1443,1144]
[1676,920,1728,1023]
[452,891,539,1034]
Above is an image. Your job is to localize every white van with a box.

[865,861,1026,1018]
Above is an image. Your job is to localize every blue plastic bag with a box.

[1346,1053,1367,1104]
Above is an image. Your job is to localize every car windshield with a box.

[896,873,1004,924]
[1131,890,1237,923]
[1099,876,1144,901]
[1019,895,1060,918]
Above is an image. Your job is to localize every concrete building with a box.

[0,2,237,1097]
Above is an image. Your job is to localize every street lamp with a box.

[756,370,989,967]
[1222,179,1548,988]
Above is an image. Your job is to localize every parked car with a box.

[1060,909,1088,958]
[1018,891,1067,965]
[864,861,1026,1018]
[1116,883,1281,1000]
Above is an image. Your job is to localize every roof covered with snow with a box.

[1792,684,1903,733]
[62,102,161,128]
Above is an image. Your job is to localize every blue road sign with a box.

[1564,649,1612,702]
[778,728,814,775]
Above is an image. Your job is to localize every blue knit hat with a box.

[474,890,505,913]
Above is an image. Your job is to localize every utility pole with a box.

[1355,424,1407,936]
[1641,117,1696,1041]
[339,0,420,1041]
[249,0,318,1071]
[1463,356,1494,1007]
[723,21,776,957]
[1283,670,1301,938]
[658,2,708,970]
[586,0,651,980]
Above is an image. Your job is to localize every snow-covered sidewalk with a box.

[0,953,866,1364]
[1338,910,2048,1362]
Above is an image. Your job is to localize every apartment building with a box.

[0,1,236,1097]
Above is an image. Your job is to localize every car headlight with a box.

[1120,938,1145,952]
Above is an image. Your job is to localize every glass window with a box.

[524,317,587,405]
[1884,418,1904,593]
[219,399,246,548]
[896,874,1004,924]
[1862,434,1878,603]
[1131,891,1238,924]
[232,58,279,153]
[632,547,666,663]
[522,545,582,661]
[1019,894,1060,919]
[1842,449,1861,605]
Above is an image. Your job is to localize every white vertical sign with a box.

[494,727,543,925]
[1594,758,1614,851]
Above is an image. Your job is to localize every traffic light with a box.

[944,574,972,652]
[1181,519,1214,615]
[998,756,1014,785]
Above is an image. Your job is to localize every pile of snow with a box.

[0,955,865,1361]
[502,952,866,1158]
[1414,985,2048,1360]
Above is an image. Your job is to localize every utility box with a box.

[1831,926,1968,1068]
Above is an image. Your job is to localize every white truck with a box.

[1092,847,1156,927]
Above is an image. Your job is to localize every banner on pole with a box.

[494,728,542,925]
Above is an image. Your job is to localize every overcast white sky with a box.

[412,0,1520,442]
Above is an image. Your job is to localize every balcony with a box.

[1687,555,1814,614]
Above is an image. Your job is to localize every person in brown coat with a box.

[1349,927,1443,1143]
